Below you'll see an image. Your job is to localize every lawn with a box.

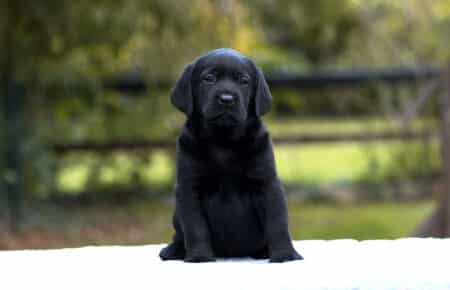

[288,200,434,240]
[0,199,434,250]
[9,116,433,250]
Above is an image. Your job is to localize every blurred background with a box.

[2,0,450,249]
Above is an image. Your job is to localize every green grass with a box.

[150,199,434,242]
[6,117,437,249]
[288,200,434,240]
[57,150,175,192]
[275,141,439,184]
[275,143,375,183]
[56,117,439,192]
[58,141,437,191]
[148,200,434,242]
[4,199,433,249]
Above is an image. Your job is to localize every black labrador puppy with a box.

[159,48,303,263]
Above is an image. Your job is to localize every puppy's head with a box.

[171,48,272,127]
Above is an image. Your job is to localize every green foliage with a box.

[270,86,384,116]
[342,0,450,65]
[1,0,258,198]
[249,0,361,66]
[57,150,174,196]
[2,1,449,200]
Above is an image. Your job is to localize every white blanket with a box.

[1,239,449,290]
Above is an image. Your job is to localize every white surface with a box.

[1,239,450,290]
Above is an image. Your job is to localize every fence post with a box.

[439,63,450,236]
[3,80,25,231]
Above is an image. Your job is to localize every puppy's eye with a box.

[238,75,249,86]
[202,74,216,84]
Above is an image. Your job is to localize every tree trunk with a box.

[1,0,24,232]
[415,62,450,237]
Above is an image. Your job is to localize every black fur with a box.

[160,48,303,263]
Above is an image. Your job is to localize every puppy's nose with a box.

[218,94,237,106]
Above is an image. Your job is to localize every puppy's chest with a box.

[207,145,242,171]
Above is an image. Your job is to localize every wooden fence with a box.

[53,66,442,153]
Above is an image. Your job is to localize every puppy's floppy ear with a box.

[170,63,195,115]
[254,67,272,116]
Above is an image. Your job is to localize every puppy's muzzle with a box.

[217,94,238,106]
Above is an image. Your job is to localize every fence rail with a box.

[105,66,442,94]
[51,130,437,154]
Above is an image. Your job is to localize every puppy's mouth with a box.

[206,112,243,127]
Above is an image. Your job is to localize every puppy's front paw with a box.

[159,243,185,261]
[184,247,215,263]
[269,249,303,263]
[184,255,216,263]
